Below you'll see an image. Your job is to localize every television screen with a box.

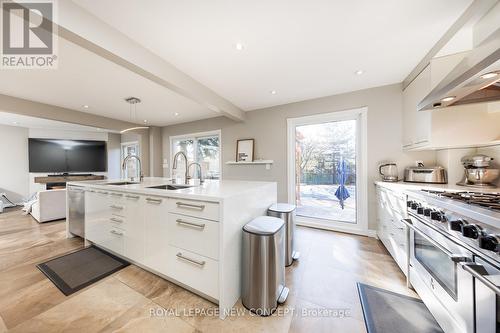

[29,139,107,173]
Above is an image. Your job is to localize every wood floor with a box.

[0,208,414,332]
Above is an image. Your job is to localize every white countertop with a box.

[374,180,499,194]
[68,177,277,202]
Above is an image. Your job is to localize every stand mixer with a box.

[457,154,499,188]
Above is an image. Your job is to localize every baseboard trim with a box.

[296,219,377,238]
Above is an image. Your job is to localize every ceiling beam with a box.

[48,1,245,122]
[402,0,498,90]
[0,94,138,131]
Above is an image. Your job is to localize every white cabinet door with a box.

[144,196,170,275]
[122,194,144,263]
[402,65,431,149]
[85,190,110,244]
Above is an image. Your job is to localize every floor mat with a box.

[357,283,443,333]
[37,246,129,296]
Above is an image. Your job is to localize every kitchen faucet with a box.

[188,162,204,184]
[172,151,190,184]
[122,154,144,182]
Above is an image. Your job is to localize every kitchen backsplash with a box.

[436,144,500,187]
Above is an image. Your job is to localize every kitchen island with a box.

[66,178,277,319]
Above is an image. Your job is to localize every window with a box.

[170,130,221,180]
[121,141,140,179]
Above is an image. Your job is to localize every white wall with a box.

[162,84,436,231]
[0,124,29,203]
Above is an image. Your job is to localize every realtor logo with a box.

[1,0,58,69]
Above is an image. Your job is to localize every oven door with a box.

[404,217,474,333]
[461,257,500,333]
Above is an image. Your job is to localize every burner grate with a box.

[421,190,500,212]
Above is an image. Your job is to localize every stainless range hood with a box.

[418,28,500,111]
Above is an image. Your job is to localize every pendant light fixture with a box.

[120,97,149,134]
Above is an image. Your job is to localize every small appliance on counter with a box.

[457,154,499,188]
[404,163,447,184]
[378,163,399,182]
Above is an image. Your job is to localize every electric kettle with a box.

[379,163,399,182]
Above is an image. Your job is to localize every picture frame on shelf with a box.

[236,139,254,162]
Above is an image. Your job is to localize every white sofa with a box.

[30,189,66,223]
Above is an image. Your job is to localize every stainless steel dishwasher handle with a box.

[176,252,206,267]
[401,219,470,263]
[176,219,205,230]
[461,263,500,296]
[176,202,205,210]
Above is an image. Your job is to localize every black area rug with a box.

[37,246,129,296]
[357,283,443,333]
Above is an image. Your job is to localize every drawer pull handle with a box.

[98,191,109,195]
[125,195,140,199]
[176,202,205,210]
[176,219,205,230]
[176,252,206,267]
[110,193,123,197]
[110,217,123,223]
[146,198,162,204]
[110,230,123,236]
[110,205,124,210]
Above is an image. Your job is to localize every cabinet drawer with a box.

[105,226,125,255]
[166,246,219,299]
[168,213,219,260]
[168,198,219,221]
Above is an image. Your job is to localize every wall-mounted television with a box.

[28,138,107,173]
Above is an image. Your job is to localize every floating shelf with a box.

[225,160,274,168]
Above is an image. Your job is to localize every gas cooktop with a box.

[421,190,500,212]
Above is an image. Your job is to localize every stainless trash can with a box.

[242,216,289,316]
[268,203,299,266]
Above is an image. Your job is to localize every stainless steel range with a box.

[403,190,500,333]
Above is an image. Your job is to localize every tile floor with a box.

[0,208,414,332]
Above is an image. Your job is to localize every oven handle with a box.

[461,263,500,296]
[401,219,471,263]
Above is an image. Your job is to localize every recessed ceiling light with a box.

[270,90,277,95]
[355,70,364,75]
[480,72,499,79]
[235,42,244,51]
[441,96,456,102]
[143,120,148,123]
[82,105,89,109]
[174,112,179,117]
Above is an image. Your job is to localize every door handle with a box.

[110,193,123,197]
[461,263,500,296]
[176,252,206,267]
[176,219,206,230]
[176,202,205,210]
[110,205,124,210]
[110,217,123,223]
[146,198,162,204]
[401,219,471,262]
[125,195,140,200]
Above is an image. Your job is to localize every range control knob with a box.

[449,219,466,231]
[479,235,499,252]
[411,202,419,210]
[407,201,413,208]
[417,206,425,215]
[430,211,443,221]
[462,224,483,239]
[423,208,432,217]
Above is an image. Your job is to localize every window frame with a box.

[169,129,222,179]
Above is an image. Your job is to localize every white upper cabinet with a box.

[402,52,500,150]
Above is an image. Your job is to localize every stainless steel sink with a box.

[105,181,140,186]
[146,184,192,190]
